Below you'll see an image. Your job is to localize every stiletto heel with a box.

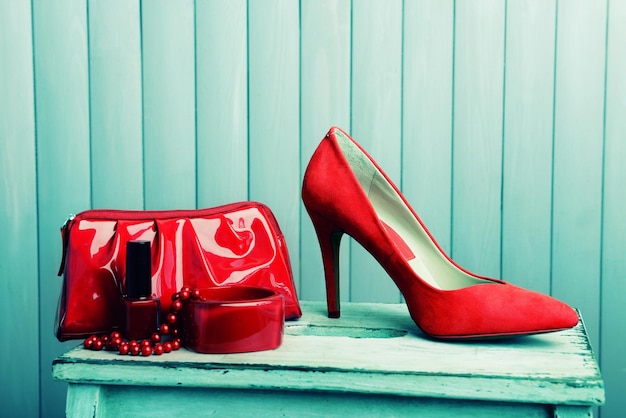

[302,127,578,339]
[307,211,343,318]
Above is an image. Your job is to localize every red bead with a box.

[151,332,161,343]
[141,345,153,356]
[179,290,191,301]
[172,293,181,301]
[163,342,173,353]
[84,337,95,349]
[110,331,122,340]
[100,335,110,344]
[141,339,152,347]
[172,338,181,350]
[181,286,191,294]
[171,300,183,312]
[93,339,104,351]
[153,344,164,355]
[166,313,177,324]
[159,323,170,335]
[171,328,180,337]
[118,343,130,355]
[111,337,123,348]
[129,340,139,347]
[129,345,141,356]
[191,289,201,299]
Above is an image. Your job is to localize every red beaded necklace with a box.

[83,287,200,357]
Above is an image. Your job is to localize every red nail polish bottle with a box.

[123,240,159,341]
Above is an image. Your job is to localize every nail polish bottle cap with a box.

[126,240,152,298]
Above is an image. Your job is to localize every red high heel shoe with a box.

[302,127,578,339]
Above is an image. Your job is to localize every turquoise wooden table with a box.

[53,301,604,417]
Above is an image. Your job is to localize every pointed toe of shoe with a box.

[543,296,580,331]
[414,282,579,339]
[499,284,580,336]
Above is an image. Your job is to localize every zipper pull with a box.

[61,213,75,231]
[58,214,76,276]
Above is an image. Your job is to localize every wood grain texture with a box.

[247,0,301,293]
[0,1,39,416]
[32,0,92,414]
[142,0,196,209]
[501,0,556,294]
[350,0,403,303]
[196,0,249,208]
[551,0,606,351]
[600,0,626,416]
[299,0,351,301]
[88,0,143,209]
[452,0,505,279]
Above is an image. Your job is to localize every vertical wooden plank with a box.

[452,0,505,278]
[0,1,39,416]
[300,0,351,301]
[32,0,91,415]
[89,0,143,209]
[142,0,196,209]
[350,0,403,303]
[551,0,606,350]
[196,0,248,208]
[402,0,454,254]
[601,0,626,416]
[501,0,556,294]
[248,0,300,290]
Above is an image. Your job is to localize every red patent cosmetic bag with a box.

[55,202,301,341]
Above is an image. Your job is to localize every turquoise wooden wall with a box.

[1,0,624,416]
